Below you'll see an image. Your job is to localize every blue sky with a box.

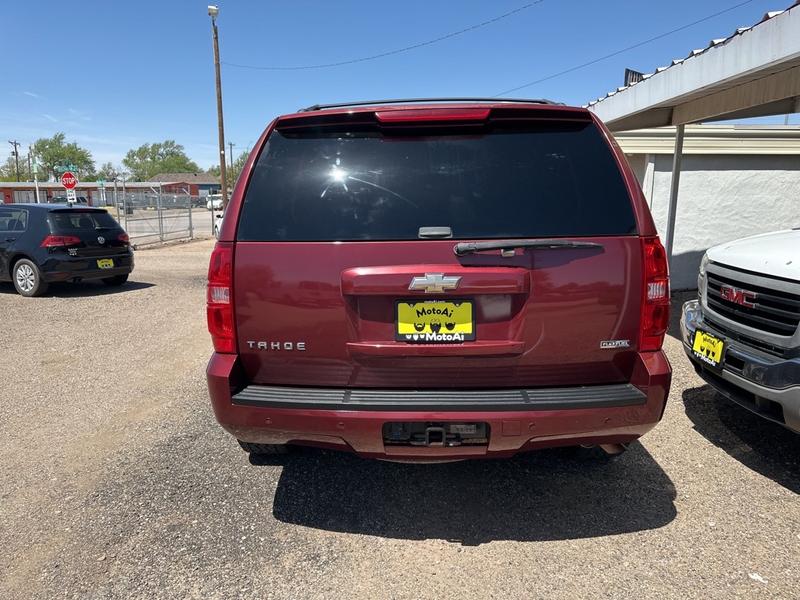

[1,0,792,170]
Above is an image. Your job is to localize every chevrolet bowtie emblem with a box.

[408,273,461,293]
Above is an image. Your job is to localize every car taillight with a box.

[640,236,670,351]
[118,232,130,244]
[40,235,82,247]
[207,242,236,353]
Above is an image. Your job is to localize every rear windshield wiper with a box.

[454,239,602,256]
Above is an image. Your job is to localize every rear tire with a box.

[12,259,48,297]
[238,440,289,455]
[102,274,129,286]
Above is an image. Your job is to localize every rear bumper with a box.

[207,351,671,460]
[41,252,134,282]
[681,299,800,433]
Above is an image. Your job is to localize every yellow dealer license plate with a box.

[97,259,114,269]
[396,300,474,343]
[692,329,725,368]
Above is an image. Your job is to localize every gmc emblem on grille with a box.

[720,284,757,308]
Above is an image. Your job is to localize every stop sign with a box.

[61,171,78,190]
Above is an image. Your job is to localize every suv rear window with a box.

[49,210,121,232]
[237,121,636,241]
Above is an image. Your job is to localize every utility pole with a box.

[27,147,32,181]
[8,140,20,181]
[208,5,229,209]
[32,154,40,203]
[228,142,234,172]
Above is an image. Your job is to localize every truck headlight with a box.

[697,252,709,294]
[699,252,709,277]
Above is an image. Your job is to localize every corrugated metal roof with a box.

[586,1,800,108]
[0,182,168,189]
[149,172,220,184]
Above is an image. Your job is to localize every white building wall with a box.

[643,154,800,289]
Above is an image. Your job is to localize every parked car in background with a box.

[0,204,134,297]
[206,195,223,211]
[682,229,800,433]
[206,99,673,462]
[50,195,89,206]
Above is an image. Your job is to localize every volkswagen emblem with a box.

[97,236,106,245]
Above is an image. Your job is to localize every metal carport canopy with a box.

[586,2,800,263]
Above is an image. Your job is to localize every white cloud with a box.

[23,91,42,99]
[68,108,92,121]
[41,114,58,123]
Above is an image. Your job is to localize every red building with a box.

[0,173,220,204]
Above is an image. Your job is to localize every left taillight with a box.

[118,232,130,244]
[207,242,236,353]
[40,235,81,248]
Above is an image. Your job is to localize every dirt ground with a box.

[1,239,797,599]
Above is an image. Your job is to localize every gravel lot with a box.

[1,240,797,599]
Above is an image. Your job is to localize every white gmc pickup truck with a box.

[681,229,800,433]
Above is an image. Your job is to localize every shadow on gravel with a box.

[683,385,800,494]
[259,443,677,545]
[0,280,154,297]
[667,290,696,342]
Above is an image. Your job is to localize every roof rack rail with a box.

[298,97,562,112]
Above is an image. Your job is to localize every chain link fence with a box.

[95,188,218,245]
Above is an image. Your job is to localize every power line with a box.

[223,1,545,71]
[494,0,757,97]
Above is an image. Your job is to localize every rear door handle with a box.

[4,237,16,242]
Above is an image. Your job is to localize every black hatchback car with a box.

[0,204,134,297]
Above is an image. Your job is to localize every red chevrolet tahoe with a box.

[206,98,672,461]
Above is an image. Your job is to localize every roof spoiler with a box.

[278,104,589,131]
[297,97,562,112]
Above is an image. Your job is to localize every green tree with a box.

[31,132,95,180]
[96,162,126,181]
[0,156,20,182]
[122,140,200,180]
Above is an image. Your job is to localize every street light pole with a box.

[228,141,235,172]
[208,5,229,209]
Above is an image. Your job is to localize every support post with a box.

[184,187,193,239]
[157,184,164,241]
[122,180,128,231]
[664,124,685,268]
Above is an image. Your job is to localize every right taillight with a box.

[640,236,670,352]
[207,242,236,353]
